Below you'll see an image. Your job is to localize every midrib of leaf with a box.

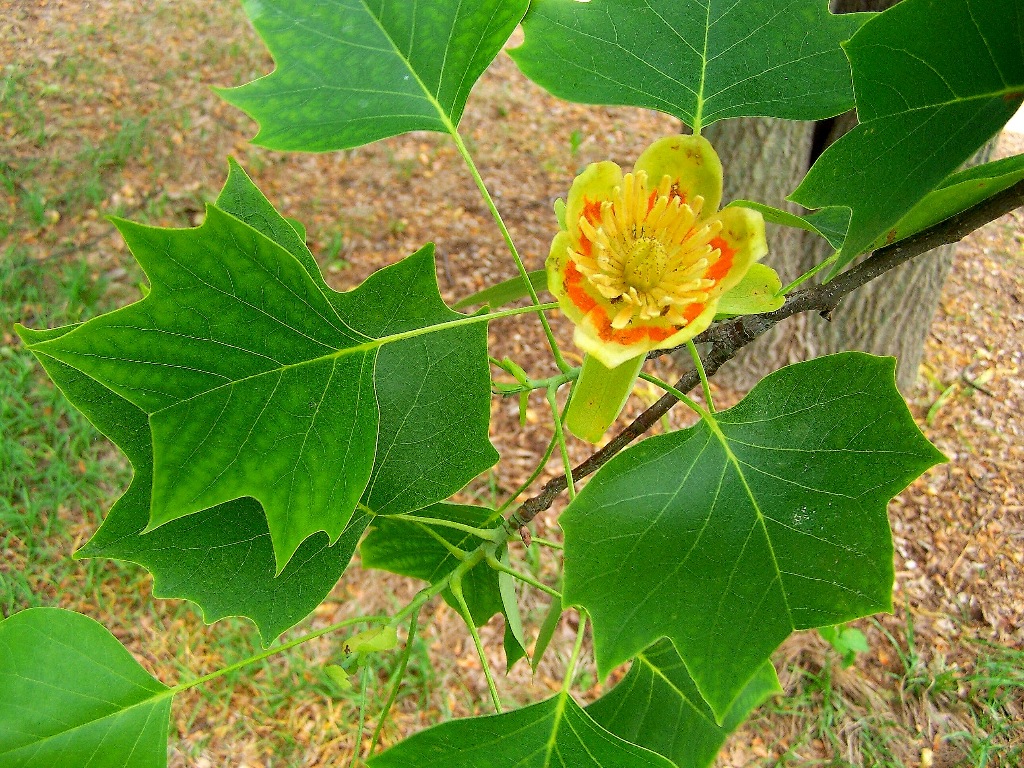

[693,0,713,133]
[636,651,715,726]
[696,408,796,625]
[358,0,461,137]
[864,86,1024,118]
[156,301,551,414]
[543,688,571,767]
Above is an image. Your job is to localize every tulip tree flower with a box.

[548,135,768,443]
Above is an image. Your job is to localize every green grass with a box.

[742,614,1024,768]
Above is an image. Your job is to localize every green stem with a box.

[531,537,563,551]
[548,386,576,500]
[447,126,571,374]
[369,607,421,756]
[494,427,561,517]
[686,340,715,413]
[777,251,840,295]
[450,552,503,713]
[413,521,469,560]
[169,614,389,695]
[349,664,371,768]
[377,512,503,543]
[560,612,588,696]
[637,371,712,422]
[485,550,562,599]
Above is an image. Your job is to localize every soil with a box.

[2,3,1021,766]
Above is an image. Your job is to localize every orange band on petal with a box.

[645,325,677,343]
[705,237,735,283]
[582,198,602,226]
[683,303,705,322]
[565,260,598,313]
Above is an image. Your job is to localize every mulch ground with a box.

[3,3,1021,766]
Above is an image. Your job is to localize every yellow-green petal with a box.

[634,135,723,216]
[565,160,623,236]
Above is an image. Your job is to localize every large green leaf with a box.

[587,640,781,768]
[791,0,1024,266]
[18,168,496,573]
[0,608,171,767]
[219,0,529,151]
[369,693,676,767]
[213,160,500,517]
[511,0,872,132]
[561,353,944,721]
[20,322,367,645]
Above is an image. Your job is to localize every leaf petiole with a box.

[484,549,562,599]
[777,250,840,295]
[374,511,505,544]
[447,124,572,374]
[637,371,712,423]
[450,550,503,713]
[687,340,715,413]
[548,386,577,500]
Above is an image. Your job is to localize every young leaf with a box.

[368,694,676,767]
[868,153,1024,250]
[361,504,504,626]
[19,172,496,573]
[531,594,563,674]
[219,0,530,151]
[587,640,780,768]
[345,626,399,654]
[791,0,1024,267]
[452,269,548,310]
[729,200,850,252]
[818,624,869,668]
[0,608,172,767]
[511,0,872,132]
[19,323,368,645]
[561,353,945,720]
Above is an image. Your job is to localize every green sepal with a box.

[565,353,646,443]
[715,263,785,318]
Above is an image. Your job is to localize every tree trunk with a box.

[699,0,974,393]
[701,117,818,391]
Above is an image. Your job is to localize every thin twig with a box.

[513,179,1024,524]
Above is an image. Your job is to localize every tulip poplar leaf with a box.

[511,0,872,132]
[587,640,781,768]
[0,608,172,768]
[791,0,1024,267]
[20,322,368,645]
[219,0,530,151]
[369,694,676,768]
[561,353,945,721]
[18,165,496,574]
